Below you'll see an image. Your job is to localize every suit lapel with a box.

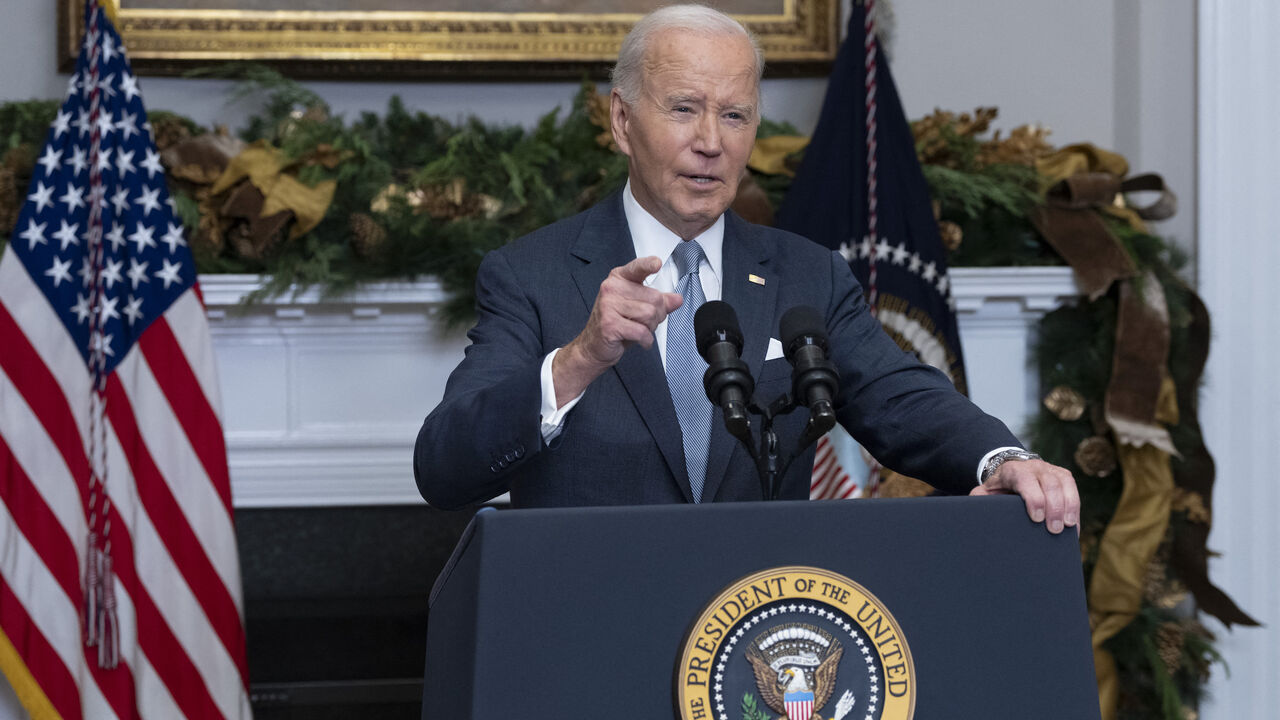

[702,213,778,502]
[569,194,693,501]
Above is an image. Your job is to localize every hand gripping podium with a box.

[423,495,1099,719]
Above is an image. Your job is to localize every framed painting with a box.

[58,0,838,79]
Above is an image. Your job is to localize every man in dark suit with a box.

[414,4,1079,534]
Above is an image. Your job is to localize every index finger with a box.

[616,255,663,284]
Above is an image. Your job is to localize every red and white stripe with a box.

[785,697,814,720]
[0,253,250,718]
[810,435,858,500]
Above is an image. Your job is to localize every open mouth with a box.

[683,174,719,185]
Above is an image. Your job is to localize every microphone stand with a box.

[697,302,837,501]
[735,393,836,501]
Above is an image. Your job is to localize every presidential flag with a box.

[0,2,250,717]
[778,1,968,499]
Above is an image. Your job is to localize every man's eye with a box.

[673,106,692,113]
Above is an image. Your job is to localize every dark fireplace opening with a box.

[236,504,485,719]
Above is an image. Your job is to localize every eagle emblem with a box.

[676,567,914,720]
[745,623,848,720]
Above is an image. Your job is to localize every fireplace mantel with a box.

[202,267,1079,508]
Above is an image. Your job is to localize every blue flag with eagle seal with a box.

[777,3,967,498]
[776,6,967,396]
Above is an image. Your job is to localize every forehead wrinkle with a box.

[666,92,699,102]
[638,29,759,101]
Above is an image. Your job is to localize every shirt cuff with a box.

[539,348,585,444]
[976,446,1025,486]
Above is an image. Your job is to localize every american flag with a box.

[809,430,856,500]
[0,2,250,718]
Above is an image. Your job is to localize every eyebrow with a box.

[664,95,757,117]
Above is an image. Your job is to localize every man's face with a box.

[611,28,760,239]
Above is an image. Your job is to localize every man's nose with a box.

[691,114,722,155]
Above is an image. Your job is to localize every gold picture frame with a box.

[58,0,838,79]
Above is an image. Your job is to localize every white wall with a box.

[891,0,1197,257]
[1198,2,1280,717]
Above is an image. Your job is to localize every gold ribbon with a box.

[748,135,810,177]
[210,142,337,240]
[1088,381,1178,719]
[1029,144,1184,720]
[1037,144,1178,234]
[1036,143,1129,185]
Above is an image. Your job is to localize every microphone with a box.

[694,301,755,440]
[779,306,838,437]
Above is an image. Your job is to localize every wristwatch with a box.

[980,448,1042,482]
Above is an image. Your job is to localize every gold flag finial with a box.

[100,0,120,26]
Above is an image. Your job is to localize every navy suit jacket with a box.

[414,192,1019,509]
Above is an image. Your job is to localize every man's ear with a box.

[610,88,632,158]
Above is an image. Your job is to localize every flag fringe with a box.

[83,535,119,669]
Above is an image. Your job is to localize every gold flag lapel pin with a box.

[748,273,766,286]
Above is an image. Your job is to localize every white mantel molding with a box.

[949,266,1080,314]
[201,276,449,310]
[201,267,1079,508]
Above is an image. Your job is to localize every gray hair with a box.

[611,4,764,106]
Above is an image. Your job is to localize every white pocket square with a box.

[765,337,784,361]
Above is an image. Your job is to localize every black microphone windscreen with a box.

[779,305,828,359]
[694,300,743,356]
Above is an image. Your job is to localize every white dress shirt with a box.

[538,181,722,441]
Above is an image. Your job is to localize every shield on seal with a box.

[785,689,815,720]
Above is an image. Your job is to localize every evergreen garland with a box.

[0,75,1241,718]
[0,99,62,256]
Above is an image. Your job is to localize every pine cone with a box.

[1073,436,1117,477]
[348,212,387,259]
[1143,555,1188,610]
[1044,385,1087,421]
[1155,622,1185,673]
[585,86,617,151]
[418,178,499,221]
[938,221,963,251]
[978,124,1054,167]
[151,115,193,152]
[3,145,35,174]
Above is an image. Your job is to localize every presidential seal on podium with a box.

[677,566,916,720]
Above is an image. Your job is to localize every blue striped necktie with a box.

[666,241,711,502]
